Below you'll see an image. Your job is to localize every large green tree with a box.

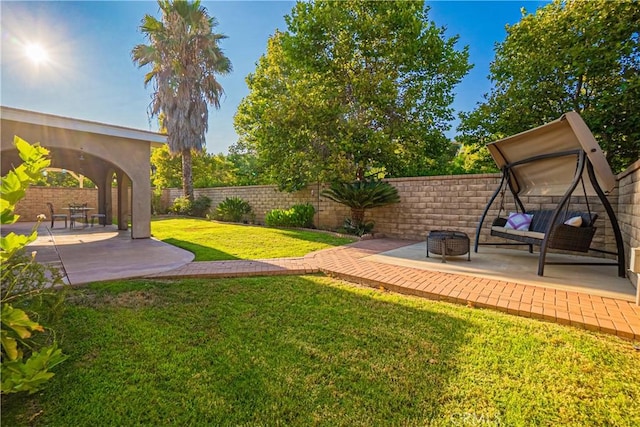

[150,146,269,189]
[150,146,228,189]
[234,0,470,191]
[458,0,640,173]
[132,0,232,200]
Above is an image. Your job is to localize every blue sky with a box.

[1,0,549,154]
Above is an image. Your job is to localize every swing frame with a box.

[473,113,625,278]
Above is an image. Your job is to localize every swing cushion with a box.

[564,216,583,227]
[504,212,533,231]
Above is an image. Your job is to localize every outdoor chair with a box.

[91,212,106,227]
[69,203,87,229]
[46,202,67,228]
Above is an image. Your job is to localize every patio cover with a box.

[486,111,616,196]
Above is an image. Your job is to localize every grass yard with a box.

[150,217,356,261]
[3,276,639,426]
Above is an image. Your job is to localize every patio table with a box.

[63,206,94,228]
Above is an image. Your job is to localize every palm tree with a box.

[132,0,232,201]
[321,180,400,235]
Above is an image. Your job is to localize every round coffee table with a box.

[426,230,471,263]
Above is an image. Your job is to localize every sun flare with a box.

[25,43,49,64]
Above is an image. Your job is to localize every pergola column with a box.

[117,173,130,232]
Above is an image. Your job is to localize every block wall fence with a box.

[14,187,129,225]
[15,164,640,287]
[616,160,640,289]
[168,174,624,258]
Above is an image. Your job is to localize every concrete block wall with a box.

[363,176,617,255]
[167,184,351,229]
[617,160,640,289]
[14,187,124,222]
[364,174,499,241]
[164,173,617,255]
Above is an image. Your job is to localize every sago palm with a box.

[321,180,400,228]
[132,0,232,200]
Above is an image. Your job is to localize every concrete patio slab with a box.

[363,242,636,301]
[2,222,194,285]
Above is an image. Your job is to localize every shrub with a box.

[151,189,166,215]
[265,203,315,228]
[1,136,67,395]
[215,197,253,223]
[170,196,192,216]
[170,195,212,218]
[191,195,212,218]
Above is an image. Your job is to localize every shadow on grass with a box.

[160,238,241,261]
[2,275,476,426]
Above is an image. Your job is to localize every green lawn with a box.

[150,217,356,261]
[3,276,639,426]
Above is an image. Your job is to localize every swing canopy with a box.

[486,111,615,197]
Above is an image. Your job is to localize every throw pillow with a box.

[504,212,533,231]
[564,216,583,227]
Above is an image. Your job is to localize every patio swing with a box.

[474,112,625,277]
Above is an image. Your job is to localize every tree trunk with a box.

[351,207,365,227]
[181,148,194,201]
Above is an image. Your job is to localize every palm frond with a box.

[321,180,399,231]
[140,15,164,34]
[321,181,400,209]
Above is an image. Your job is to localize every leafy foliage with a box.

[151,145,237,189]
[151,188,166,215]
[340,218,375,237]
[191,195,212,218]
[1,136,67,395]
[170,195,211,218]
[234,0,471,191]
[1,138,49,226]
[32,170,96,188]
[132,0,232,200]
[169,196,191,216]
[226,151,272,187]
[214,197,253,223]
[457,0,640,173]
[265,203,315,228]
[321,180,400,232]
[151,146,271,189]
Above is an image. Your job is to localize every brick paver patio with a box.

[149,238,640,341]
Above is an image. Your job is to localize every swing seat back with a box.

[528,210,597,233]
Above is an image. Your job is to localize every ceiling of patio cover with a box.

[486,111,616,196]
